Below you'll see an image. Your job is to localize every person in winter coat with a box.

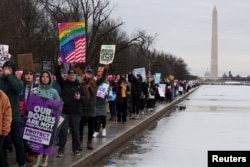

[0,60,26,167]
[0,90,12,167]
[28,70,60,167]
[0,67,3,76]
[19,69,38,162]
[128,72,142,119]
[116,75,130,123]
[147,77,156,112]
[107,76,117,121]
[20,69,38,114]
[56,58,86,157]
[80,64,109,149]
[93,75,109,138]
[140,78,148,115]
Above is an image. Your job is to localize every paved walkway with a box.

[8,89,196,167]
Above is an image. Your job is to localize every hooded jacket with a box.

[0,90,12,136]
[31,70,60,101]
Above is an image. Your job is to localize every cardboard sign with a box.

[17,53,34,71]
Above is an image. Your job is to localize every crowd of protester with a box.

[0,58,197,167]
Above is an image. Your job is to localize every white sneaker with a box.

[102,128,106,137]
[40,155,48,167]
[93,132,99,138]
[135,114,140,119]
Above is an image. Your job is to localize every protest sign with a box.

[99,45,116,64]
[158,84,166,97]
[22,95,62,155]
[0,44,9,67]
[133,67,146,81]
[58,22,86,63]
[169,75,174,81]
[17,53,34,71]
[154,73,161,84]
[42,61,52,73]
[96,83,109,98]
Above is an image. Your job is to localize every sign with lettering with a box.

[133,67,146,82]
[22,95,62,155]
[58,22,86,63]
[158,84,166,97]
[96,83,109,98]
[99,45,116,64]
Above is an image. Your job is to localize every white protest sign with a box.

[96,82,109,98]
[0,44,9,67]
[154,73,161,84]
[158,84,166,97]
[133,67,146,81]
[99,45,116,64]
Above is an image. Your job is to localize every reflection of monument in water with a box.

[210,6,218,80]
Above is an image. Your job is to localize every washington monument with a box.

[210,6,218,80]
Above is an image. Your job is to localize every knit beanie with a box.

[3,60,17,74]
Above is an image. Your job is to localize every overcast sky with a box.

[110,0,250,77]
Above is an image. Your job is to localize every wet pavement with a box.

[8,88,197,167]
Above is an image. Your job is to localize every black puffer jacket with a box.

[56,65,86,115]
[128,74,142,96]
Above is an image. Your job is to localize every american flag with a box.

[61,37,86,63]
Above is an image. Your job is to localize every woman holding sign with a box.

[29,70,60,167]
[92,73,109,138]
[80,64,109,149]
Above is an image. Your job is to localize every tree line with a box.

[0,0,194,80]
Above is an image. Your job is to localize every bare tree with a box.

[0,0,192,78]
[0,0,54,71]
[39,0,154,71]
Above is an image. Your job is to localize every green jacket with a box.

[0,74,23,122]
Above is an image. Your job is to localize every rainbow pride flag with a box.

[58,22,86,63]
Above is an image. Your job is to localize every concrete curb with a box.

[70,87,198,167]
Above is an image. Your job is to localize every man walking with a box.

[56,58,86,157]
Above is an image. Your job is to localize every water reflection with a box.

[97,85,250,167]
[102,132,155,167]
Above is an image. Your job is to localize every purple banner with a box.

[22,95,62,155]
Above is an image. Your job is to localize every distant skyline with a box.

[110,0,250,77]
